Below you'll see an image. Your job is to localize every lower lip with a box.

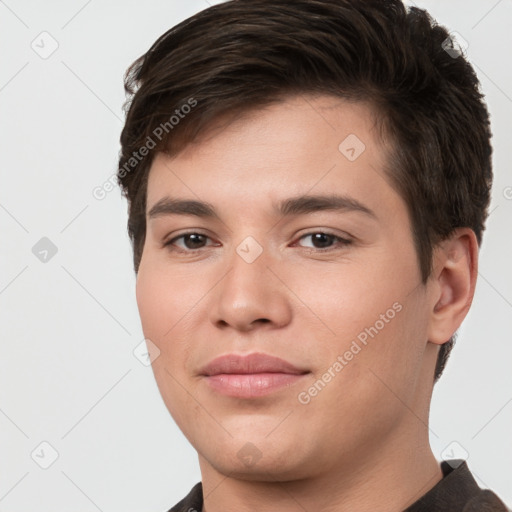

[204,373,307,398]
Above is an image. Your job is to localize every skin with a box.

[136,95,478,511]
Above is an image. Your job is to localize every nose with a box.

[208,240,292,332]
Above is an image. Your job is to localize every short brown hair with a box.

[117,0,493,382]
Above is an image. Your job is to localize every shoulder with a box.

[166,482,203,512]
[463,489,510,512]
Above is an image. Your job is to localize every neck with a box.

[198,420,442,512]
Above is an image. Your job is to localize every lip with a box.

[200,352,307,376]
[199,352,310,398]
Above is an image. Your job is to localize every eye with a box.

[295,232,352,251]
[164,232,215,252]
[163,230,352,254]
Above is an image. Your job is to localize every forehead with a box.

[145,95,394,212]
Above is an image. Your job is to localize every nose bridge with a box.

[234,234,266,267]
[209,232,291,330]
[225,233,271,297]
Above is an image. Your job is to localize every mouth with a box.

[199,352,310,398]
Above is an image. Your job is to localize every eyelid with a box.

[164,230,217,250]
[164,229,353,253]
[293,231,353,250]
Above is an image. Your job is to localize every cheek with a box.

[294,296,428,446]
[290,252,426,383]
[288,259,403,346]
[136,257,201,335]
[135,268,168,340]
[135,263,181,363]
[135,260,212,374]
[135,265,199,426]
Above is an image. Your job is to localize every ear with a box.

[427,228,479,345]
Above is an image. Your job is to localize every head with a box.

[117,0,492,481]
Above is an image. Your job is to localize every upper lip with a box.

[199,352,308,376]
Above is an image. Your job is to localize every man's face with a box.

[136,95,438,480]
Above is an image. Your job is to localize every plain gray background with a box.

[1,1,511,510]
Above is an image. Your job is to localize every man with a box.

[117,0,509,510]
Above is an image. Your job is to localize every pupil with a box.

[185,234,205,249]
[312,233,333,248]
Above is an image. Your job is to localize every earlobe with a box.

[427,229,478,345]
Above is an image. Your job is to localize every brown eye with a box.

[181,233,208,249]
[297,232,352,251]
[165,232,213,252]
[308,233,336,249]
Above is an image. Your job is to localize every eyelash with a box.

[163,231,353,254]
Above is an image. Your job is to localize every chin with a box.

[200,439,319,482]
[207,456,307,482]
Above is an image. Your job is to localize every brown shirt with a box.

[167,460,509,512]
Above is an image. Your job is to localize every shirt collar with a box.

[169,460,495,512]
[404,460,483,511]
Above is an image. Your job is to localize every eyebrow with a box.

[277,194,377,219]
[147,194,377,221]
